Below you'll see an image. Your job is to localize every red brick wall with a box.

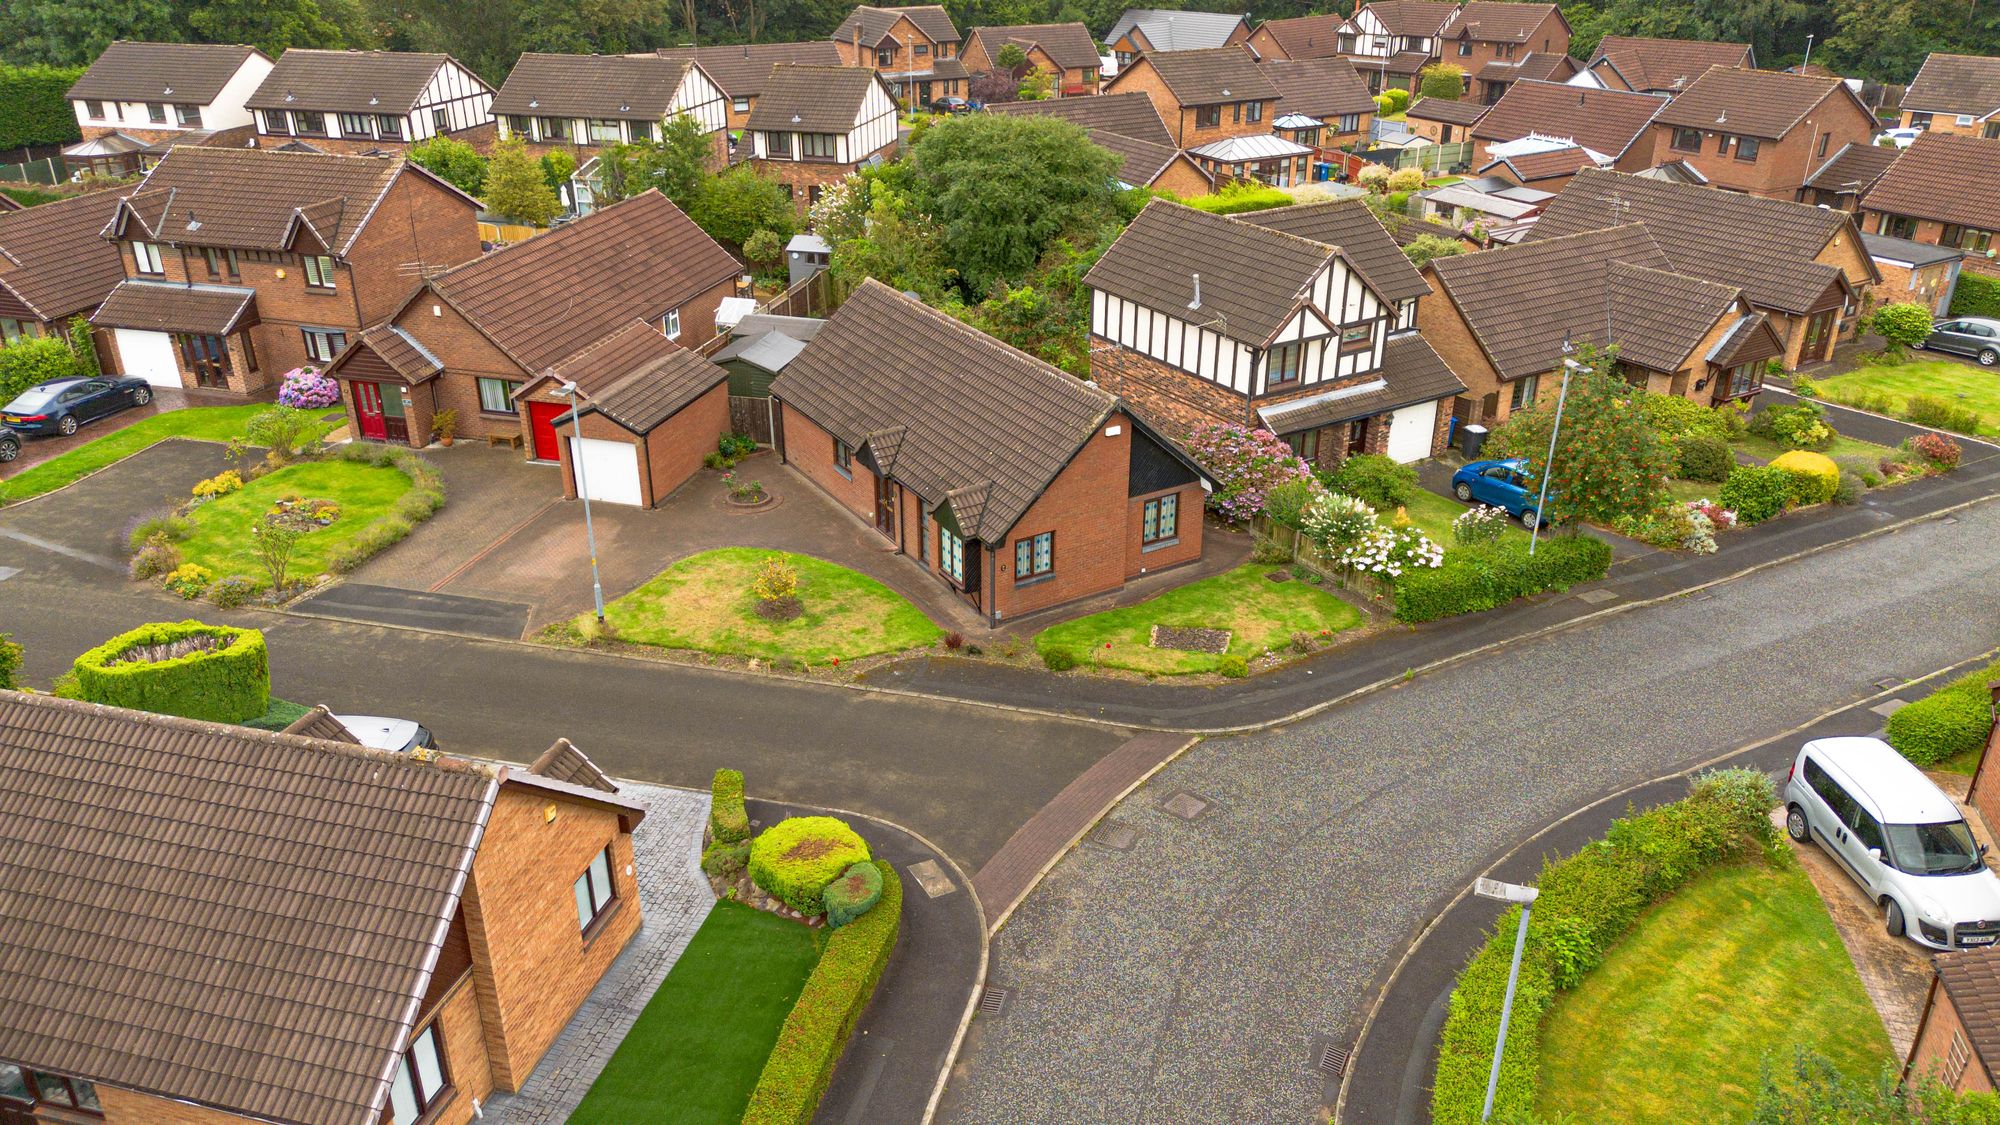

[751,157,874,218]
[1967,714,2000,850]
[95,1087,258,1124]
[778,402,882,520]
[345,169,484,327]
[643,380,730,503]
[1642,97,1876,199]
[1417,269,1522,425]
[1908,978,1996,1093]
[1123,482,1204,578]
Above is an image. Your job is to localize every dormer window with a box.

[878,47,895,66]
[1340,325,1372,354]
[589,119,623,144]
[291,110,325,135]
[84,100,105,120]
[378,115,404,140]
[339,113,373,137]
[507,115,534,138]
[146,103,167,124]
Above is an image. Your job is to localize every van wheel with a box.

[1785,804,1810,843]
[1885,898,1906,939]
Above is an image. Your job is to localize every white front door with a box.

[568,436,643,506]
[1386,400,1441,463]
[113,329,181,387]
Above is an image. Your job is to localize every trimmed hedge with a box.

[823,861,884,928]
[1393,536,1612,624]
[1950,271,2000,319]
[1719,464,1793,524]
[1673,434,1733,483]
[749,817,871,916]
[1885,657,2000,766]
[742,861,903,1125]
[1432,770,1777,1124]
[0,64,85,150]
[711,767,749,844]
[1770,450,1839,506]
[71,621,270,723]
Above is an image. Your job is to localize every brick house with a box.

[1466,51,1576,106]
[1246,14,1346,62]
[831,5,968,108]
[1864,233,1965,316]
[1579,36,1755,95]
[1528,168,1881,369]
[64,42,273,163]
[0,192,128,362]
[1440,2,1570,99]
[1469,80,1667,171]
[1331,0,1459,95]
[963,23,1103,96]
[1906,947,2000,1093]
[1799,140,1899,210]
[1104,46,1315,185]
[747,65,900,215]
[1087,199,1466,469]
[1406,95,1489,143]
[1644,67,1878,199]
[91,147,482,395]
[0,690,647,1125]
[1475,143,1609,190]
[246,49,495,154]
[1261,57,1377,153]
[655,42,844,132]
[986,92,1214,196]
[1862,132,2000,279]
[772,278,1209,625]
[1900,53,2000,139]
[323,191,739,479]
[1106,10,1251,70]
[492,53,728,164]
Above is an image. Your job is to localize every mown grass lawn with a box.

[0,405,274,504]
[1035,562,1365,675]
[1814,359,2000,437]
[1732,431,1896,465]
[604,547,942,663]
[1399,487,1527,549]
[1536,858,1892,1123]
[180,460,413,582]
[569,902,821,1125]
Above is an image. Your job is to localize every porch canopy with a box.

[90,280,258,335]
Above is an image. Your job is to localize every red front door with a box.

[528,400,567,461]
[354,380,387,441]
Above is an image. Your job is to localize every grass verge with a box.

[180,460,414,582]
[0,405,271,504]
[239,698,313,731]
[1399,486,1527,549]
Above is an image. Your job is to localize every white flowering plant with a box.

[1451,504,1509,546]
[1681,508,1718,554]
[1299,491,1378,557]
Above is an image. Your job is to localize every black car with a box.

[0,425,18,463]
[930,96,977,114]
[0,375,154,437]
[1920,317,2000,366]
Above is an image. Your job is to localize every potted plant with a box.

[431,408,457,447]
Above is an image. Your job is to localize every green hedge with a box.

[823,861,884,928]
[742,861,902,1125]
[0,64,84,150]
[1719,464,1793,524]
[1950,272,2000,319]
[711,767,749,843]
[749,817,871,915]
[1432,770,1777,1124]
[1886,657,2000,766]
[1393,536,1612,624]
[71,621,270,723]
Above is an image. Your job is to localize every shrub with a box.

[1183,422,1311,522]
[742,861,901,1125]
[1184,182,1295,215]
[1251,537,1294,565]
[276,367,340,408]
[129,536,182,581]
[1262,476,1325,530]
[1673,434,1733,482]
[1912,431,1963,471]
[701,839,750,881]
[1769,449,1840,506]
[1217,655,1249,678]
[752,555,800,602]
[163,563,215,599]
[1749,400,1833,450]
[1612,503,1696,550]
[1381,88,1411,114]
[1829,385,1898,414]
[127,515,192,553]
[1885,657,2000,766]
[749,816,872,916]
[823,861,885,927]
[207,576,261,608]
[704,450,731,470]
[1330,453,1419,511]
[1642,394,1736,442]
[1719,465,1793,524]
[1833,469,1866,506]
[192,470,243,500]
[1836,454,1883,487]
[0,335,83,404]
[1386,167,1426,193]
[1870,301,1933,353]
[243,406,324,464]
[70,621,271,723]
[1451,505,1508,547]
[0,632,19,691]
[1042,646,1079,671]
[1951,271,2000,318]
[1392,536,1611,623]
[720,432,758,459]
[1356,163,1393,191]
[710,768,750,844]
[1904,393,1982,435]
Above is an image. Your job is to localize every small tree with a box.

[691,164,794,247]
[483,137,562,226]
[742,228,785,279]
[67,315,100,377]
[1419,63,1465,100]
[1355,163,1392,191]
[1489,345,1674,527]
[751,554,800,619]
[1403,232,1466,267]
[540,149,576,191]
[994,43,1028,73]
[407,136,487,197]
[1870,301,1932,357]
[253,518,302,595]
[1017,68,1054,100]
[242,406,321,465]
[1386,167,1426,193]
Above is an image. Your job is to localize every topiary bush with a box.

[1885,658,2000,766]
[701,839,750,881]
[1673,434,1734,483]
[1329,453,1419,511]
[749,816,872,916]
[1719,464,1793,524]
[1392,536,1612,623]
[1769,450,1839,506]
[71,621,270,723]
[823,860,885,928]
[711,767,750,843]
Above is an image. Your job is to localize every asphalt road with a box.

[937,497,2000,1125]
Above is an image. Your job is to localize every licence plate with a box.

[1,416,19,424]
[1962,934,1997,946]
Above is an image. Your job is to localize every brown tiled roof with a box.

[547,319,729,434]
[0,190,127,321]
[655,42,843,98]
[1443,2,1563,43]
[1255,14,1346,59]
[966,23,1102,70]
[1481,144,1600,182]
[68,41,267,105]
[1377,50,1435,76]
[0,194,23,212]
[1708,312,1784,367]
[1470,79,1666,159]
[1903,52,2000,118]
[1588,36,1754,93]
[1261,57,1377,121]
[1238,199,1431,303]
[772,279,1141,540]
[280,704,362,743]
[832,5,962,45]
[1087,199,1339,346]
[1362,0,1460,37]
[1476,51,1575,84]
[1864,131,2000,231]
[1604,260,1745,371]
[1804,140,1898,195]
[1652,66,1859,140]
[985,91,1173,146]
[1382,211,1474,247]
[745,65,893,133]
[529,738,618,792]
[1086,129,1214,191]
[0,690,497,1125]
[1126,44,1276,108]
[1408,96,1491,126]
[248,49,484,114]
[905,56,971,81]
[1936,948,2000,1077]
[1258,333,1465,433]
[334,322,445,384]
[493,53,698,119]
[90,280,258,334]
[429,191,740,373]
[107,147,441,256]
[1529,168,1872,313]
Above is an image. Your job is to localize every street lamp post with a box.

[1473,876,1541,1122]
[1528,353,1581,556]
[1802,34,1815,70]
[552,378,606,623]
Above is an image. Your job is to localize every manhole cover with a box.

[1151,624,1231,653]
[1870,698,1910,718]
[906,859,957,899]
[1089,822,1138,851]
[1575,588,1618,605]
[1162,791,1211,820]
[979,985,1011,1017]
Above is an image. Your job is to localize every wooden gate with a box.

[728,396,773,444]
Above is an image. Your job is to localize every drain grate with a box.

[1089,822,1138,851]
[1317,1042,1349,1077]
[978,985,1010,1017]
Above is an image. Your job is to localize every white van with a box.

[1784,736,2000,950]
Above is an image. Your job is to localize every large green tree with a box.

[595,114,712,209]
[407,136,488,197]
[186,0,345,54]
[690,164,793,247]
[1489,345,1673,528]
[483,137,561,225]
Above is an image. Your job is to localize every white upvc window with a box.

[301,255,337,290]
[573,846,616,931]
[663,308,682,339]
[131,241,164,275]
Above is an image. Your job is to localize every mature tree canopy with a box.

[1490,346,1674,527]
[596,113,712,209]
[690,164,795,248]
[408,136,488,198]
[483,137,562,226]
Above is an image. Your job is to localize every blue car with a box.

[1451,457,1552,529]
[0,375,154,437]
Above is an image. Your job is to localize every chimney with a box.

[1188,273,1202,310]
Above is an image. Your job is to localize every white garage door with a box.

[568,436,643,506]
[1386,400,1442,464]
[113,329,181,387]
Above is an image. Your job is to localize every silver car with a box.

[1920,316,2000,366]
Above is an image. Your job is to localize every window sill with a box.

[1142,537,1180,553]
[832,464,852,480]
[580,897,626,948]
[479,409,517,419]
[1014,573,1054,588]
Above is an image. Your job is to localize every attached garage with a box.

[92,279,260,392]
[1386,400,1442,464]
[567,436,644,506]
[112,328,181,387]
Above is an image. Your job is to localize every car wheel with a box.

[133,386,152,405]
[0,440,16,463]
[1453,482,1473,501]
[1981,350,1998,368]
[57,415,77,436]
[1521,508,1541,530]
[1885,897,1906,939]
[1785,804,1810,843]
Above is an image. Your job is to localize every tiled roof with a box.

[654,42,843,98]
[0,190,127,321]
[1864,131,2000,231]
[1529,168,1870,313]
[1258,333,1464,433]
[1086,129,1213,191]
[1125,44,1276,108]
[108,147,431,256]
[429,191,740,373]
[0,690,497,1125]
[279,705,362,743]
[1470,79,1666,159]
[772,279,1133,540]
[1360,0,1460,37]
[745,65,891,134]
[1588,36,1754,93]
[1903,52,2000,117]
[832,5,962,46]
[493,53,697,119]
[68,41,267,104]
[1238,199,1431,303]
[1254,14,1346,59]
[1106,9,1248,51]
[248,49,477,114]
[1936,948,2000,1077]
[966,23,1102,70]
[1481,145,1601,182]
[90,279,257,334]
[1408,96,1491,126]
[0,194,21,212]
[1707,312,1784,367]
[986,91,1173,146]
[546,319,730,435]
[1261,57,1377,121]
[339,323,445,384]
[1087,199,1338,347]
[529,738,618,793]
[1651,66,1858,140]
[1604,260,1745,371]
[1475,51,1575,84]
[1442,2,1563,43]
[1803,140,1898,195]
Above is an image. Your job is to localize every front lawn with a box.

[1536,858,1891,1123]
[0,405,274,504]
[1732,431,1895,465]
[569,901,821,1125]
[1400,486,1526,549]
[179,460,414,581]
[1814,359,2000,437]
[604,547,942,663]
[1034,562,1365,675]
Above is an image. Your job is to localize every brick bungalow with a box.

[63,41,274,175]
[1246,14,1346,62]
[831,4,969,108]
[246,49,494,154]
[985,92,1214,196]
[1862,132,2000,279]
[1469,79,1667,172]
[656,42,843,132]
[961,23,1103,96]
[1580,36,1755,95]
[747,65,900,215]
[0,690,646,1125]
[771,278,1210,626]
[1644,66,1878,199]
[1900,53,2000,139]
[0,191,128,362]
[1906,947,2000,1093]
[92,146,483,395]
